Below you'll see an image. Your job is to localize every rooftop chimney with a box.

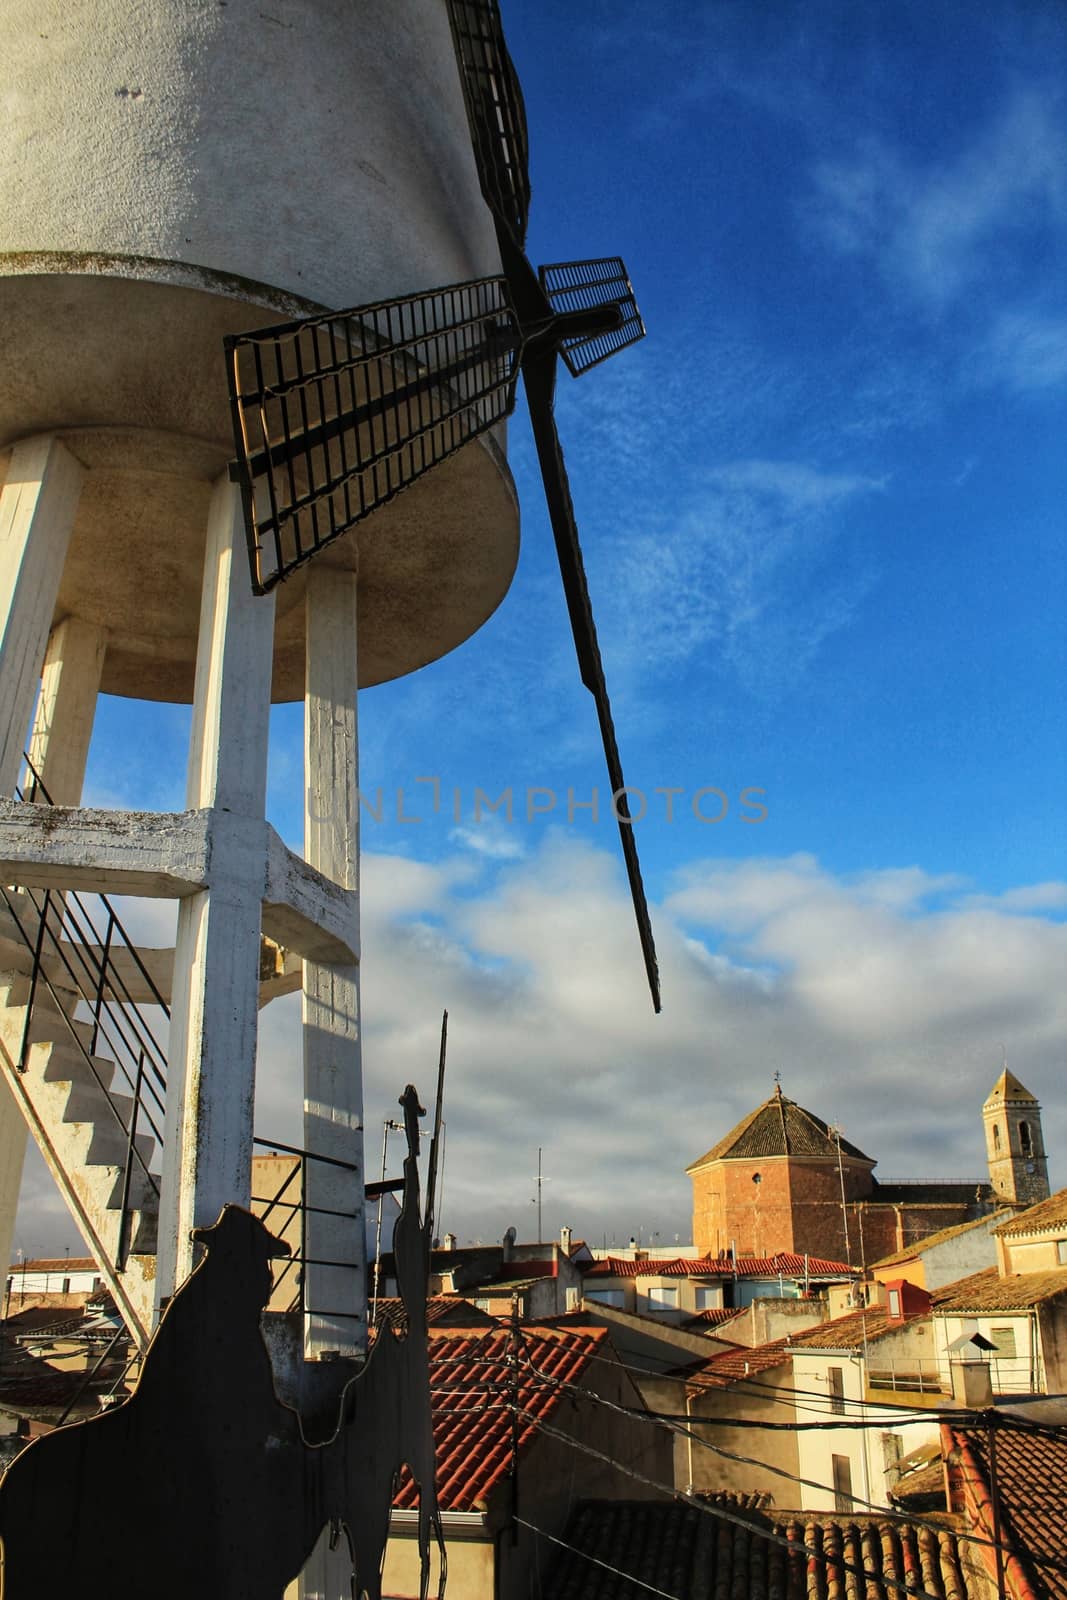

[443,1232,457,1252]
[560,1225,573,1255]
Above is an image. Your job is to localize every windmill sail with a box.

[224,0,662,1008]
[227,278,522,593]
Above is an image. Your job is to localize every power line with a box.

[505,1334,1067,1581]
[515,1411,951,1600]
[518,1404,1067,1589]
[514,1515,690,1600]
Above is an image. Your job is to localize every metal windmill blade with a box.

[446,0,659,1011]
[224,0,660,1011]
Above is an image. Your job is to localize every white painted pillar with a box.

[27,616,107,806]
[0,437,84,796]
[156,476,276,1305]
[0,437,84,1302]
[302,563,366,1361]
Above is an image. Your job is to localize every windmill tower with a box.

[1,0,654,1383]
[0,0,519,1368]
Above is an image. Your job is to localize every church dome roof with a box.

[686,1086,874,1171]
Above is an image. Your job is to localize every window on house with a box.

[831,1454,853,1513]
[695,1286,719,1310]
[61,1278,71,1295]
[989,1326,1017,1359]
[646,1285,679,1312]
[992,1124,1001,1152]
[888,1288,901,1317]
[1057,1240,1067,1266]
[1019,1121,1033,1157]
[584,1289,624,1308]
[828,1367,845,1415]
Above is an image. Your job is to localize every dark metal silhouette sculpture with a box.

[0,1085,442,1600]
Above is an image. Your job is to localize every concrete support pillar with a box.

[156,476,276,1305]
[0,436,84,1307]
[27,616,107,805]
[0,436,84,795]
[302,563,365,1361]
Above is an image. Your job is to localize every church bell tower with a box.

[983,1069,1050,1208]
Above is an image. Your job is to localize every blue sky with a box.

[17,0,1067,1256]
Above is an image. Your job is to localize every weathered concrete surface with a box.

[0,0,520,700]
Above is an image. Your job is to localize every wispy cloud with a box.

[606,458,883,699]
[450,819,526,861]
[983,306,1067,392]
[807,89,1067,314]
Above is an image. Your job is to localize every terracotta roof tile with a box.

[994,1188,1067,1239]
[8,1258,97,1274]
[393,1324,607,1513]
[932,1265,1067,1313]
[945,1420,1067,1600]
[373,1297,497,1331]
[584,1252,852,1281]
[547,1497,979,1600]
[682,1309,745,1329]
[687,1091,873,1170]
[690,1304,913,1387]
[785,1305,905,1350]
[687,1338,792,1391]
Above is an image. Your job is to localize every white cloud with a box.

[17,840,1066,1256]
[449,818,526,861]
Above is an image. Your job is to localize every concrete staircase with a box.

[0,936,161,1346]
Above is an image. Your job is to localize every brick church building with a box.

[687,1069,1050,1266]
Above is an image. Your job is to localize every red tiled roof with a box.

[373,1297,497,1331]
[393,1324,607,1513]
[583,1256,725,1279]
[7,1258,97,1274]
[994,1187,1067,1239]
[682,1308,745,1328]
[548,1497,978,1600]
[688,1302,914,1388]
[584,1251,852,1281]
[944,1420,1067,1600]
[932,1265,1067,1312]
[688,1338,792,1391]
[786,1306,900,1350]
[730,1252,854,1277]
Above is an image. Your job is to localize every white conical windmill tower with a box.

[0,0,518,1365]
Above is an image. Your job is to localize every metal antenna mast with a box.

[531,1147,550,1244]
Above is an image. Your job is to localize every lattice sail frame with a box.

[539,259,646,378]
[226,278,522,594]
[446,0,531,248]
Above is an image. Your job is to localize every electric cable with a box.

[505,1330,1067,1581]
[513,1410,951,1600]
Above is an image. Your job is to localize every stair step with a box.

[42,1047,117,1095]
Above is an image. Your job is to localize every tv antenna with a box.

[531,1147,550,1244]
[224,0,659,1012]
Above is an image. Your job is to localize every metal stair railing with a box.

[5,756,372,1311]
[1,759,170,1269]
[250,1136,367,1318]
